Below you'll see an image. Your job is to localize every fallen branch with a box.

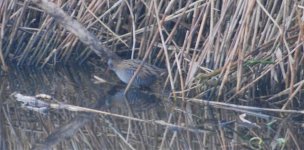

[188,98,304,114]
[11,92,211,134]
[29,0,120,60]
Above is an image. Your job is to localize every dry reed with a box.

[1,0,304,149]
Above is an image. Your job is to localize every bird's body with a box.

[108,58,166,88]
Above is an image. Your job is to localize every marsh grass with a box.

[1,0,304,149]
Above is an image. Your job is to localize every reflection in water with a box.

[1,65,170,149]
[1,65,108,150]
[28,87,164,149]
[32,113,94,150]
[106,87,162,113]
[1,65,284,149]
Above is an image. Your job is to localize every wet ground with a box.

[1,64,304,149]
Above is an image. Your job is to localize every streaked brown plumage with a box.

[107,58,166,88]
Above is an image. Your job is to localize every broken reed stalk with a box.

[12,92,210,134]
[187,97,304,115]
[29,0,120,60]
[0,0,8,70]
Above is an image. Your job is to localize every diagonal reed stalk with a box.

[2,0,304,149]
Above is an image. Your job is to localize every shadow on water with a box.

[0,64,171,150]
[105,87,163,113]
[2,64,301,150]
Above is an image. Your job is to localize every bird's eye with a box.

[108,59,113,69]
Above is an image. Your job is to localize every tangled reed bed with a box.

[1,0,304,149]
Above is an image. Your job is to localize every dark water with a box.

[0,65,182,150]
[2,65,301,149]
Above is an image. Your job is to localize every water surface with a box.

[1,65,294,150]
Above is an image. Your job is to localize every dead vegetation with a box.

[1,0,304,149]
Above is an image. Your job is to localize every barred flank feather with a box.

[108,58,167,88]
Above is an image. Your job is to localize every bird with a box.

[107,58,167,88]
